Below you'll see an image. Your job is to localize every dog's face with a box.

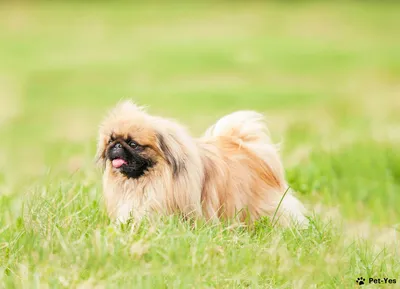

[105,134,155,179]
[97,101,163,179]
[97,101,185,180]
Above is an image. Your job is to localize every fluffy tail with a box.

[204,111,271,144]
[204,111,308,227]
[205,111,283,179]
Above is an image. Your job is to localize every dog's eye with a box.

[129,141,139,148]
[108,139,113,144]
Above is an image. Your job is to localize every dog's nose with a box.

[112,143,124,154]
[109,143,125,159]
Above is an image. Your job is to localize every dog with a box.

[96,100,307,226]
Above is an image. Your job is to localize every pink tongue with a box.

[112,159,127,168]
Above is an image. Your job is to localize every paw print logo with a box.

[356,277,365,285]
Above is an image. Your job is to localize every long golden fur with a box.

[96,100,307,226]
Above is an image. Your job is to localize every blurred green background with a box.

[1,1,400,287]
[1,1,400,219]
[1,1,400,221]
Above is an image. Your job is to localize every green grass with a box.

[1,1,400,288]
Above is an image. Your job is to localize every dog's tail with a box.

[204,111,282,176]
[204,111,308,227]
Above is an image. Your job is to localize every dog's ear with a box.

[156,131,185,178]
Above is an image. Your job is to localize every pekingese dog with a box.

[96,100,307,226]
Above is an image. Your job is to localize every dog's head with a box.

[96,101,186,180]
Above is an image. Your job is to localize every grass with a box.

[1,1,400,288]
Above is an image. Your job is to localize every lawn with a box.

[0,1,400,288]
